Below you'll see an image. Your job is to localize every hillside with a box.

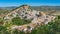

[0,4,60,34]
[0,6,60,18]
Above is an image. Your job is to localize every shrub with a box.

[12,17,31,25]
[0,25,9,34]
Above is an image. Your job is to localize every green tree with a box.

[12,17,31,25]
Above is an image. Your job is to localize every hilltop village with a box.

[1,5,56,33]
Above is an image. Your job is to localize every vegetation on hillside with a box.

[11,16,31,25]
[0,5,60,34]
[0,15,60,34]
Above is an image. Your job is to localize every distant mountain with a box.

[31,6,60,11]
[0,6,60,11]
[0,6,17,10]
[0,6,60,13]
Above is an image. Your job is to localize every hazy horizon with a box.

[0,0,60,7]
[1,5,60,7]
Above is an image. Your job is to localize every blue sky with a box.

[0,0,60,7]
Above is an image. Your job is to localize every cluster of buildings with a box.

[11,14,56,33]
[3,5,56,33]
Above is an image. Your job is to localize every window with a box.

[35,14,40,17]
[25,12,28,14]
